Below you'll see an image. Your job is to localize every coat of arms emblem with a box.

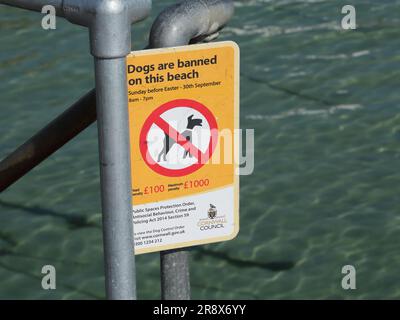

[208,204,217,219]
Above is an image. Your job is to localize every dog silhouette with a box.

[157,114,203,162]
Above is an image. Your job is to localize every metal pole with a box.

[150,0,234,301]
[0,0,65,15]
[59,0,152,300]
[0,90,96,193]
[149,0,234,48]
[94,57,136,300]
[160,249,191,300]
[72,0,151,300]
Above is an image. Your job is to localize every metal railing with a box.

[0,0,234,300]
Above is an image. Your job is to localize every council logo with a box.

[197,204,227,231]
[208,204,217,219]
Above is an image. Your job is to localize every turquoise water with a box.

[1,0,400,299]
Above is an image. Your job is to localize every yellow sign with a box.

[127,41,240,254]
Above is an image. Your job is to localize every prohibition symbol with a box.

[139,99,218,177]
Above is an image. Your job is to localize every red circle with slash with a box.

[139,99,218,177]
